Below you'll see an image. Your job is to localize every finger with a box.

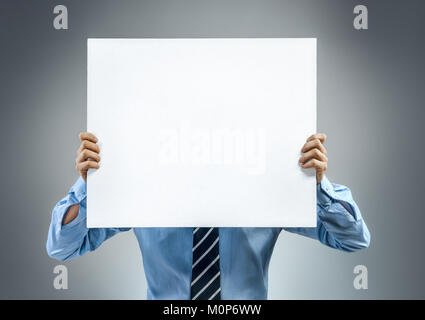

[79,132,98,143]
[301,139,327,154]
[307,133,326,144]
[76,160,100,172]
[77,140,100,154]
[299,148,327,164]
[301,158,326,170]
[76,149,101,164]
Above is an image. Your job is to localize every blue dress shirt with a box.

[46,176,370,299]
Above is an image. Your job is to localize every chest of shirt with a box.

[133,227,281,269]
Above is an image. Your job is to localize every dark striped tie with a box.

[191,227,221,300]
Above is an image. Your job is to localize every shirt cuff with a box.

[69,176,87,203]
[60,177,87,230]
[317,175,336,208]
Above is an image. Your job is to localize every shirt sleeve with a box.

[283,176,371,252]
[46,177,131,261]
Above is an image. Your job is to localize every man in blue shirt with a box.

[47,132,370,300]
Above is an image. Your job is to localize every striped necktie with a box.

[191,227,221,300]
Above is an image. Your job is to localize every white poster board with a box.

[87,38,316,227]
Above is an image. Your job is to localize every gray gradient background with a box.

[0,0,424,299]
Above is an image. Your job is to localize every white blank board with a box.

[87,38,317,228]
